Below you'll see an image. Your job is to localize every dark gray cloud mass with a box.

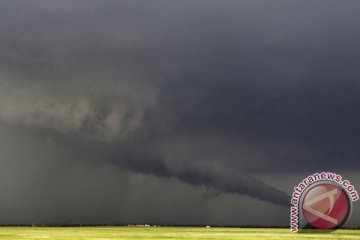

[0,0,360,226]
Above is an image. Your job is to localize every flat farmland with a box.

[0,227,359,240]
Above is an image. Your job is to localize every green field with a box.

[0,227,359,240]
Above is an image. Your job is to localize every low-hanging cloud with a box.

[0,96,144,139]
[0,84,291,206]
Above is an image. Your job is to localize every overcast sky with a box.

[0,0,360,226]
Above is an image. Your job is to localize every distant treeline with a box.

[0,224,359,229]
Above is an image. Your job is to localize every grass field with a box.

[0,227,359,240]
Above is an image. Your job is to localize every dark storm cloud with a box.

[1,0,360,225]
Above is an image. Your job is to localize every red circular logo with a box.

[301,183,350,229]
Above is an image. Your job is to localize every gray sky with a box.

[0,0,360,226]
